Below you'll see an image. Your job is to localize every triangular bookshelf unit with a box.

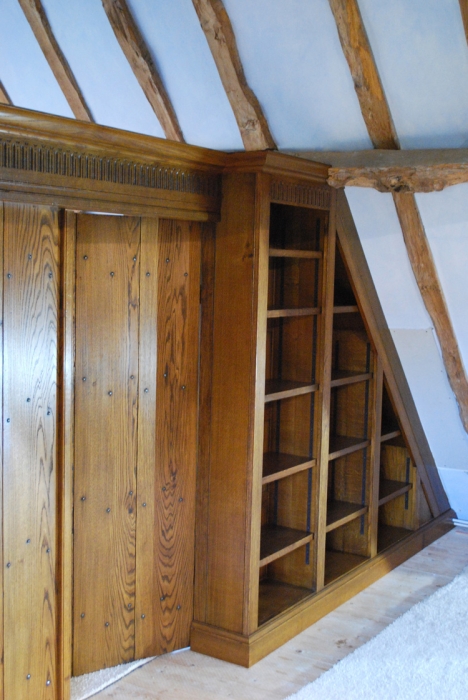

[192,154,454,667]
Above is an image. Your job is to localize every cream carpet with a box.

[71,656,155,700]
[285,565,468,700]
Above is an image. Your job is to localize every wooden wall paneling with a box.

[73,215,140,676]
[57,211,76,700]
[315,194,337,592]
[3,202,59,699]
[194,223,217,623]
[335,191,447,516]
[152,218,201,652]
[0,201,3,700]
[134,217,159,659]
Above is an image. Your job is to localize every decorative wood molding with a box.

[0,81,12,106]
[327,0,399,150]
[0,136,219,197]
[393,193,468,433]
[459,0,468,44]
[18,0,93,122]
[292,148,468,193]
[101,0,184,142]
[270,180,331,209]
[192,0,276,151]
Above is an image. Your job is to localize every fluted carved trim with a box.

[0,138,220,198]
[270,179,331,209]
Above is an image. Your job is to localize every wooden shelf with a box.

[262,453,315,485]
[333,305,359,314]
[330,370,372,388]
[267,307,320,318]
[326,501,367,532]
[378,479,412,507]
[324,551,368,586]
[260,525,313,567]
[380,429,401,443]
[328,435,370,461]
[265,379,318,403]
[258,579,313,626]
[377,524,412,552]
[269,248,322,259]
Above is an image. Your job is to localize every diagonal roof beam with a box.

[0,81,12,106]
[18,0,93,122]
[192,0,276,151]
[393,193,468,432]
[101,0,184,142]
[328,0,468,433]
[459,0,468,44]
[328,0,399,150]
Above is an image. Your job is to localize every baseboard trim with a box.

[191,510,455,667]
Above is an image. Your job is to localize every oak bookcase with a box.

[191,154,453,667]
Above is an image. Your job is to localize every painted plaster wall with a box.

[346,188,468,520]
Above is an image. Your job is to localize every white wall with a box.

[346,187,468,521]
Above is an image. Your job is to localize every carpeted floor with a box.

[71,657,155,700]
[285,565,468,700]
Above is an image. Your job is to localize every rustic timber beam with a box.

[101,0,184,143]
[393,193,468,432]
[459,0,468,44]
[18,0,93,122]
[328,0,468,435]
[192,0,276,151]
[327,0,399,149]
[291,148,468,193]
[0,81,12,105]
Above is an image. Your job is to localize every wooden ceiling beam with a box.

[192,0,276,151]
[18,0,93,122]
[393,193,468,432]
[291,148,468,193]
[101,0,184,142]
[459,0,468,44]
[328,0,399,150]
[0,82,12,106]
[329,0,468,434]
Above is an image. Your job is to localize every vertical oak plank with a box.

[57,211,76,700]
[3,202,59,699]
[193,222,216,624]
[153,220,201,653]
[73,215,140,675]
[134,217,159,658]
[153,219,201,652]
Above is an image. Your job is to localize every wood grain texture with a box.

[134,217,159,659]
[17,0,92,121]
[193,223,217,623]
[393,192,468,433]
[152,218,201,652]
[0,81,11,105]
[328,163,468,192]
[57,211,76,700]
[327,0,399,150]
[73,215,140,675]
[191,0,276,150]
[3,202,59,699]
[201,173,258,633]
[101,0,184,142]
